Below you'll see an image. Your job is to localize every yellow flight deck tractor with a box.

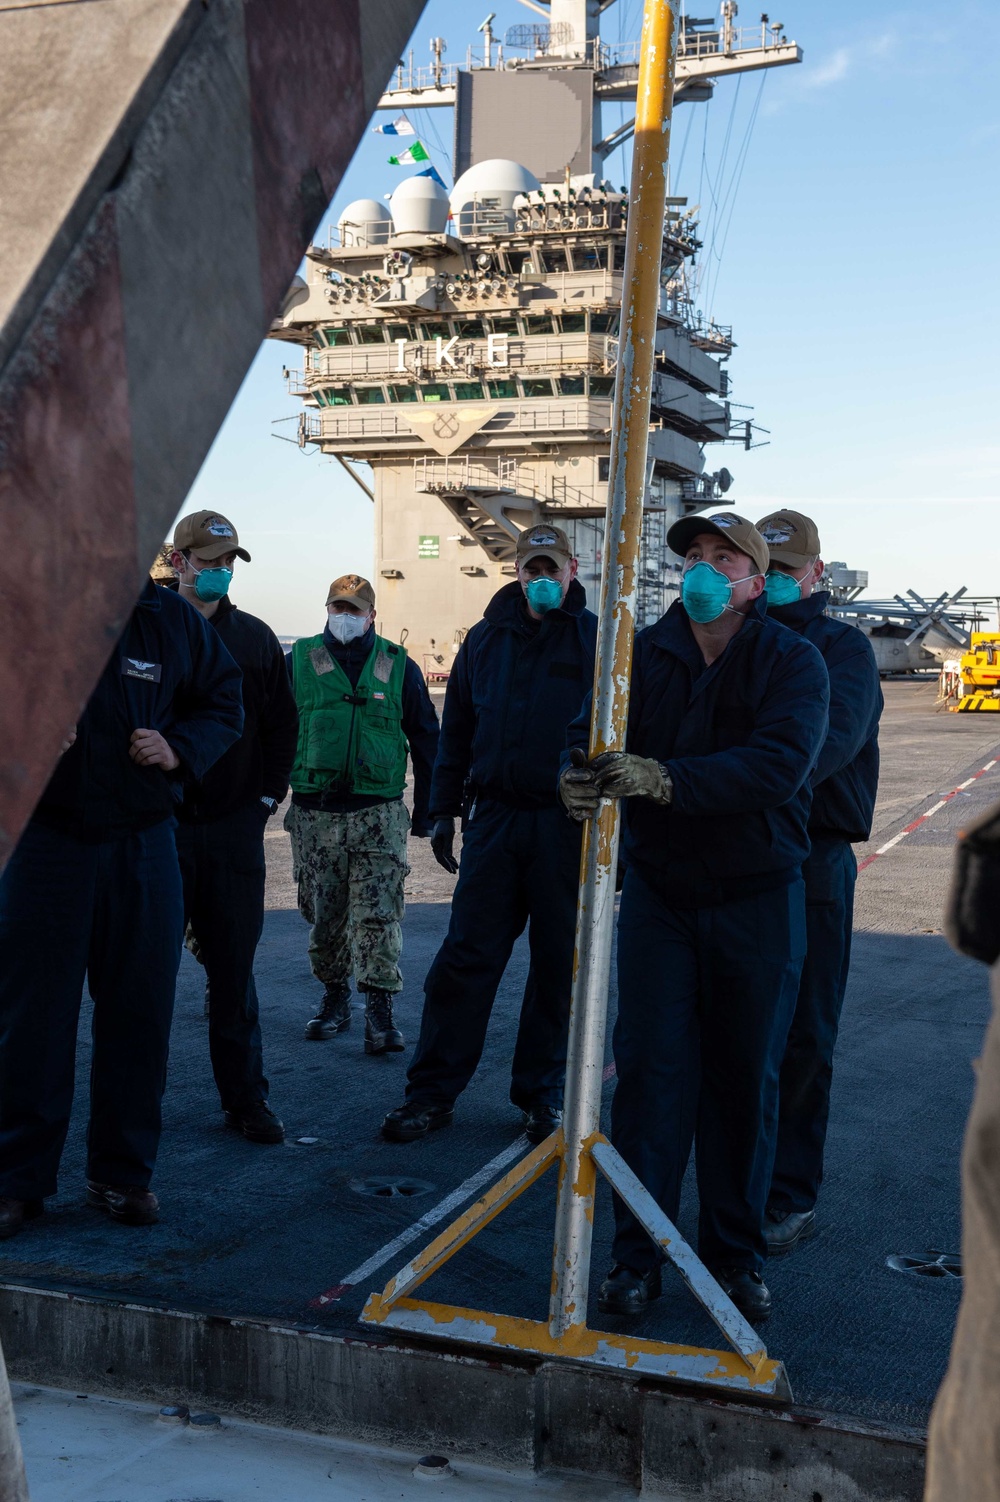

[955,633,1000,711]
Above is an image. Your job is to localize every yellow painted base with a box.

[362,1293,791,1400]
[957,692,1000,712]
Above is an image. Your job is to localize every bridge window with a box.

[522,378,554,398]
[613,244,628,271]
[542,249,569,273]
[420,321,452,341]
[389,385,418,403]
[488,315,520,336]
[590,312,618,334]
[319,386,353,405]
[559,376,586,396]
[455,319,486,339]
[454,382,486,400]
[420,383,451,402]
[573,246,605,272]
[590,376,615,397]
[558,313,587,333]
[525,315,554,335]
[357,325,387,345]
[355,386,386,404]
[486,379,517,399]
[388,323,416,342]
[322,327,354,347]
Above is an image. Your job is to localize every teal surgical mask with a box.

[764,570,802,607]
[525,576,564,614]
[190,562,232,602]
[681,560,760,624]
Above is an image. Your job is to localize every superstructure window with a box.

[357,325,387,345]
[355,386,386,404]
[541,249,568,273]
[486,379,517,399]
[488,316,520,336]
[613,245,628,271]
[558,313,587,333]
[590,312,617,334]
[454,382,486,400]
[574,246,604,271]
[558,376,586,396]
[388,323,416,342]
[504,250,532,274]
[522,378,554,398]
[322,327,353,347]
[525,315,554,336]
[420,321,452,341]
[389,385,418,403]
[319,386,353,405]
[590,376,615,397]
[455,319,486,340]
[420,383,450,402]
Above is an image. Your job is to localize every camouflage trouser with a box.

[284,800,410,995]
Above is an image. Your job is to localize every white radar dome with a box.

[388,174,451,236]
[337,198,391,247]
[449,159,540,237]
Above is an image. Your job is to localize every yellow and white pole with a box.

[549,0,680,1341]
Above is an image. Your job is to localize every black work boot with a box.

[764,1205,816,1255]
[364,989,405,1055]
[382,1101,454,1141]
[597,1263,662,1317]
[711,1265,772,1322]
[305,982,352,1040]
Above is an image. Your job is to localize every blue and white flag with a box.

[373,115,415,137]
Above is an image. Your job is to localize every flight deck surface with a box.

[1,678,996,1432]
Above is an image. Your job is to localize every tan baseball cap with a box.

[173,510,250,562]
[667,510,769,577]
[516,523,573,567]
[755,509,821,568]
[327,573,375,610]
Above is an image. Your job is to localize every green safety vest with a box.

[289,632,409,798]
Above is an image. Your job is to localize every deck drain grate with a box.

[886,1250,962,1279]
[350,1176,436,1199]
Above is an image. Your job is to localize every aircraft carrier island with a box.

[270,1,800,673]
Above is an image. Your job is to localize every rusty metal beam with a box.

[0,0,428,868]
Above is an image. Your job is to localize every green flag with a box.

[388,140,431,166]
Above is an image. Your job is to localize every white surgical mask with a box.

[327,610,369,644]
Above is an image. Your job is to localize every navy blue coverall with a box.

[765,590,882,1215]
[176,592,299,1115]
[567,598,829,1275]
[406,578,597,1112]
[0,582,243,1199]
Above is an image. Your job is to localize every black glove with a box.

[559,748,602,822]
[431,816,459,874]
[590,752,672,805]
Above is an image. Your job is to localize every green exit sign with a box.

[418,535,440,559]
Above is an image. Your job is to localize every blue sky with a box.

[183,0,1000,635]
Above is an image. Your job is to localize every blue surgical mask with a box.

[525,576,564,614]
[764,570,802,606]
[681,560,761,623]
[191,563,232,602]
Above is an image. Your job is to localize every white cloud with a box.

[805,48,851,88]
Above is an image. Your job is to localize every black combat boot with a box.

[363,989,405,1055]
[304,982,352,1040]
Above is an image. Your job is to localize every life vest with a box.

[289,633,408,798]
